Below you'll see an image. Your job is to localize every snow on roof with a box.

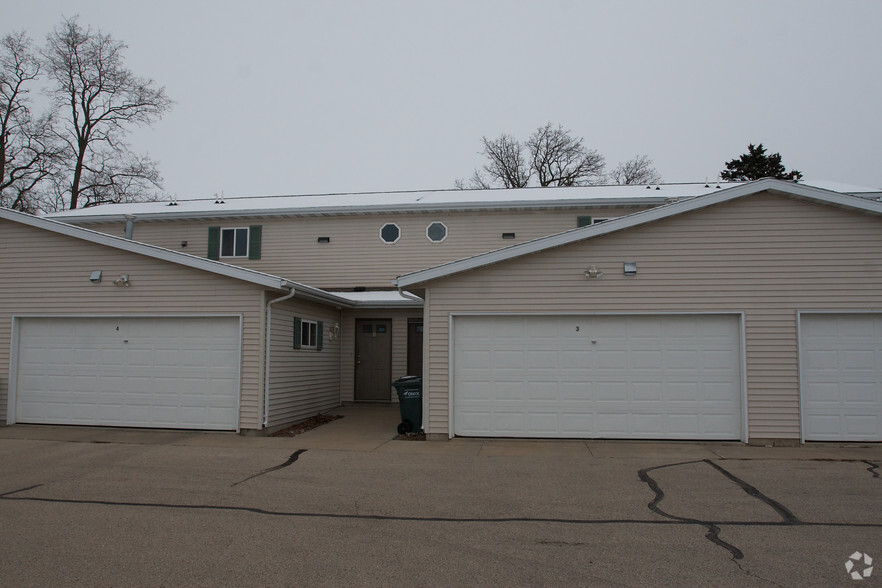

[44,179,880,223]
[326,290,423,307]
[798,179,882,195]
[45,182,746,222]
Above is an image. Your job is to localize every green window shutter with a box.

[293,317,302,349]
[248,225,262,260]
[207,226,220,260]
[317,321,324,351]
[577,216,592,228]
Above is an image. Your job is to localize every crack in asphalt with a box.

[702,460,800,524]
[863,460,880,479]
[2,484,881,529]
[2,480,881,543]
[230,449,307,487]
[637,460,746,560]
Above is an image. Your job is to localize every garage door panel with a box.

[15,317,240,430]
[801,314,882,441]
[453,315,742,439]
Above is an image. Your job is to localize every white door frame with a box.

[448,311,747,442]
[7,314,244,431]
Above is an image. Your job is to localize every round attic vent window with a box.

[380,223,400,244]
[426,222,448,243]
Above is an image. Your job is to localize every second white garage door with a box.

[800,313,882,442]
[14,316,241,431]
[453,314,743,439]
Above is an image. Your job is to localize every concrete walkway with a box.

[2,404,881,460]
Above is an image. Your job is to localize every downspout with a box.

[264,286,296,429]
[124,215,135,240]
[397,286,423,304]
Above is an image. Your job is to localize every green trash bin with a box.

[392,375,422,434]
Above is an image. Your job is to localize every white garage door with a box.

[453,314,743,439]
[15,316,241,431]
[800,313,882,441]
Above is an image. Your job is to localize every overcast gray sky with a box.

[6,0,882,198]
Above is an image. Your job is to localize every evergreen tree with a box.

[721,143,802,181]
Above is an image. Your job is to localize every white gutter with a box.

[263,286,296,428]
[397,287,425,304]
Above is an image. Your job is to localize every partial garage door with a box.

[15,316,241,431]
[800,313,882,441]
[453,314,743,439]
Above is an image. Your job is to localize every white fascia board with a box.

[2,207,291,292]
[396,179,882,288]
[48,197,674,224]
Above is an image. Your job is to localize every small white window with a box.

[426,222,448,243]
[301,319,319,348]
[380,223,400,244]
[220,227,249,257]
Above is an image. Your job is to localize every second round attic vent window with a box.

[426,222,448,243]
[380,223,400,243]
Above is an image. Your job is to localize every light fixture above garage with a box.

[584,265,603,279]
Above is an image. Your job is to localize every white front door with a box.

[800,313,882,441]
[14,316,241,430]
[452,314,743,439]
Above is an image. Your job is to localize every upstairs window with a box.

[221,227,249,257]
[208,225,262,260]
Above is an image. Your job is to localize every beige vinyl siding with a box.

[83,207,645,289]
[340,307,423,403]
[266,298,342,429]
[419,192,882,440]
[0,220,268,430]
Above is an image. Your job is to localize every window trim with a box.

[426,221,448,243]
[379,223,401,244]
[220,226,250,258]
[300,319,319,349]
[294,317,323,351]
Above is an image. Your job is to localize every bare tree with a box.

[0,32,58,213]
[527,123,605,187]
[479,133,530,188]
[42,17,172,209]
[457,123,605,189]
[609,154,662,185]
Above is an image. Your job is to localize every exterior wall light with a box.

[584,266,603,279]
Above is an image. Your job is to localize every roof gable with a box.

[396,179,882,288]
[0,207,361,308]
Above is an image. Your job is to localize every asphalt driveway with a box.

[0,426,880,586]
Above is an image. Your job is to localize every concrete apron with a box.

[0,404,880,461]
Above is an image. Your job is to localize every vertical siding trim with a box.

[5,317,21,425]
[447,309,454,438]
